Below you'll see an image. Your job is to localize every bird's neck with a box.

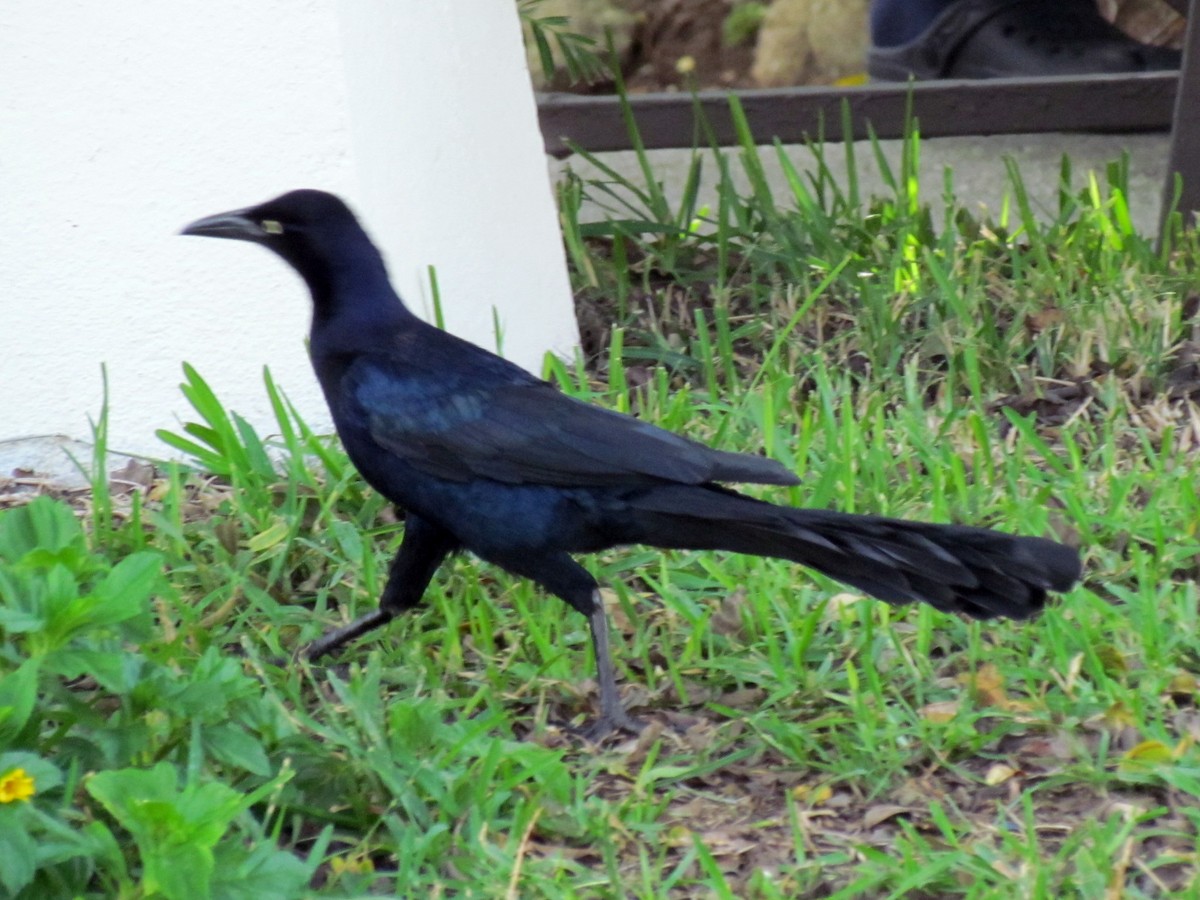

[303,243,416,335]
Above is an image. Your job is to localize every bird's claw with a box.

[577,709,646,743]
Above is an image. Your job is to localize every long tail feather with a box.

[628,486,1081,620]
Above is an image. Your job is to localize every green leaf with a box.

[0,569,47,633]
[232,412,276,479]
[246,520,290,553]
[203,724,272,776]
[31,552,158,650]
[86,552,162,627]
[0,805,37,895]
[0,751,63,795]
[210,838,316,900]
[17,545,92,574]
[43,648,145,694]
[0,659,41,749]
[86,762,248,900]
[155,428,223,466]
[0,498,85,566]
[330,518,363,561]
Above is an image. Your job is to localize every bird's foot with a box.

[578,708,646,743]
[304,608,394,661]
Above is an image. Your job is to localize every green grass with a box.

[3,112,1200,896]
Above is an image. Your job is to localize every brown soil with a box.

[621,0,761,92]
[574,0,764,94]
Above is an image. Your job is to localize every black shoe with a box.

[869,0,1182,80]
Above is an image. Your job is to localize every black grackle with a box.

[183,190,1082,738]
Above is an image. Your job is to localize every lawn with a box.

[2,112,1200,897]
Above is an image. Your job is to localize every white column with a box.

[338,0,578,368]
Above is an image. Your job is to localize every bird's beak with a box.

[180,207,267,241]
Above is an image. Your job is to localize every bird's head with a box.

[182,190,394,312]
[182,188,366,266]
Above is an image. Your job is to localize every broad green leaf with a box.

[0,659,41,749]
[202,724,271,777]
[0,498,85,566]
[85,552,163,627]
[0,806,37,895]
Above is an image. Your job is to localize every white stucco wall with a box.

[0,1,577,466]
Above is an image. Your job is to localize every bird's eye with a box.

[261,219,284,235]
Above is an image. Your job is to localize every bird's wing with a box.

[348,357,798,487]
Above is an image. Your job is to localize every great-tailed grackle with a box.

[183,190,1082,738]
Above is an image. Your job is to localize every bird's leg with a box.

[491,554,644,740]
[306,514,458,662]
[582,590,645,741]
[305,608,395,661]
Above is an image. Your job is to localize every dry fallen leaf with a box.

[108,458,157,495]
[601,588,639,640]
[1013,733,1077,762]
[825,592,864,616]
[1167,671,1200,700]
[1098,701,1138,731]
[862,805,911,829]
[214,518,240,556]
[792,783,833,806]
[710,589,748,638]
[718,688,766,710]
[961,662,1008,708]
[921,700,960,724]
[984,763,1019,786]
[1025,306,1066,334]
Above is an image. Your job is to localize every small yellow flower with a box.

[0,768,35,803]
